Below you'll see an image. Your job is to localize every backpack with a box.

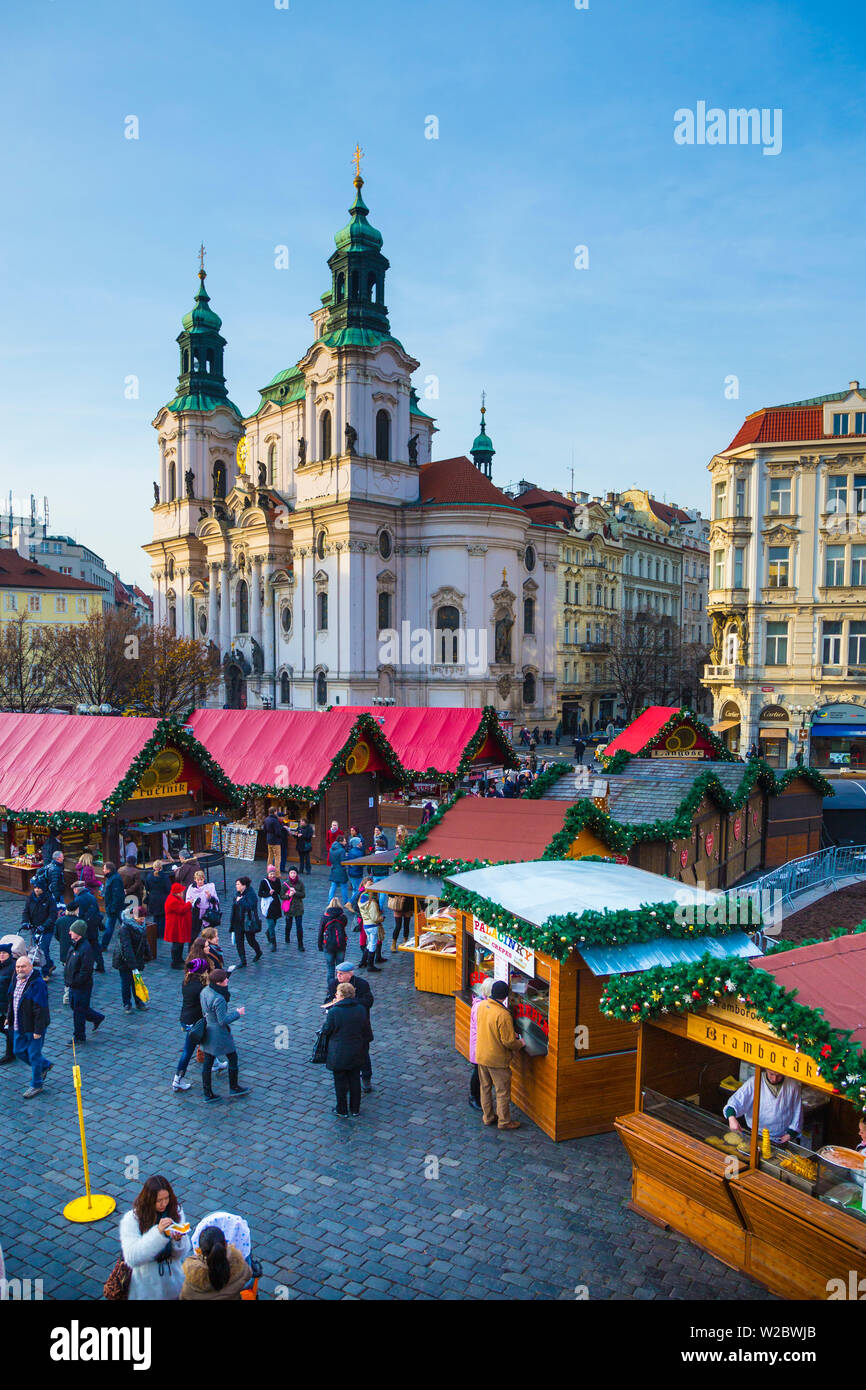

[321,917,344,954]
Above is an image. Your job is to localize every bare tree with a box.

[47,610,140,708]
[127,624,221,717]
[0,613,64,712]
[608,613,681,720]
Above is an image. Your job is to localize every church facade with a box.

[144,168,557,716]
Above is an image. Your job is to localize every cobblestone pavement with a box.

[0,862,774,1301]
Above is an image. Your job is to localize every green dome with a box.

[472,426,494,456]
[334,181,384,253]
[182,274,222,332]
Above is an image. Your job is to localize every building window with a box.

[856,415,866,435]
[235,580,249,633]
[828,476,848,513]
[377,591,392,632]
[524,545,536,572]
[320,409,332,459]
[435,604,460,662]
[854,474,866,513]
[316,530,326,560]
[564,620,570,645]
[375,410,391,462]
[564,580,571,604]
[378,531,392,560]
[768,477,792,514]
[523,596,535,635]
[55,595,67,613]
[317,591,328,631]
[767,546,790,588]
[280,672,291,705]
[316,671,327,706]
[198,609,207,636]
[280,605,292,636]
[825,546,845,586]
[735,478,746,516]
[169,465,176,502]
[28,594,41,612]
[712,550,725,589]
[77,597,87,613]
[850,622,866,667]
[267,443,277,485]
[167,604,176,633]
[822,620,843,666]
[713,481,726,519]
[3,593,16,611]
[523,671,536,705]
[833,413,850,436]
[853,546,866,585]
[765,620,788,665]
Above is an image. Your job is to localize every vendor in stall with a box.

[724,1070,804,1145]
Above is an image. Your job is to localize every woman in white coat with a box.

[119,1173,191,1300]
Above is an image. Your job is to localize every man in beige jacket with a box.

[474,979,525,1130]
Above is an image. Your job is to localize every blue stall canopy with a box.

[578,932,762,977]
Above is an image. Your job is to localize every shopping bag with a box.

[132,969,149,1004]
[310,1022,328,1064]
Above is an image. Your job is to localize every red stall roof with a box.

[753,935,866,1047]
[189,709,395,796]
[601,707,680,758]
[0,712,161,815]
[406,797,572,865]
[343,705,515,777]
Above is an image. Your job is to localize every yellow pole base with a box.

[63,1193,117,1224]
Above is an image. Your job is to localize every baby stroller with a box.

[190,1211,262,1299]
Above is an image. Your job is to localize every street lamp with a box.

[792,703,816,767]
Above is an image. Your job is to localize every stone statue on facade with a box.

[345,422,358,455]
[257,461,267,487]
[153,481,160,504]
[184,469,195,499]
[297,436,306,466]
[494,613,514,664]
[250,637,264,675]
[408,433,419,464]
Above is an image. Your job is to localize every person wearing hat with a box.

[119,854,144,905]
[20,882,58,980]
[474,980,525,1130]
[323,961,374,1092]
[319,981,372,1119]
[112,903,150,1014]
[71,879,105,973]
[0,940,17,1065]
[174,849,201,891]
[64,920,104,1045]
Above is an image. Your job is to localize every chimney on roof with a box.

[851,381,860,391]
[517,479,533,495]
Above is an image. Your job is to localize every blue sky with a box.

[1,0,864,587]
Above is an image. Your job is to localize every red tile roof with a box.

[406,797,572,865]
[516,487,576,525]
[726,407,823,450]
[648,498,693,527]
[0,550,100,592]
[753,934,866,1046]
[417,457,525,512]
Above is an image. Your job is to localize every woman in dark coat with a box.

[229,876,261,967]
[199,969,249,1102]
[257,867,283,953]
[172,957,208,1092]
[282,868,305,950]
[144,860,173,940]
[320,982,373,1119]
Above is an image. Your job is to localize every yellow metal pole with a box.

[63,1044,116,1224]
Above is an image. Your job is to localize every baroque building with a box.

[144,167,557,715]
[703,380,866,768]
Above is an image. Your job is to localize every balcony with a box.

[579,641,610,652]
[707,589,749,608]
[704,664,747,683]
[814,664,866,682]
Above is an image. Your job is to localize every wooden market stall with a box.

[359,865,448,992]
[607,933,866,1299]
[398,796,611,995]
[0,713,240,898]
[441,858,762,1141]
[189,709,403,861]
[344,705,517,831]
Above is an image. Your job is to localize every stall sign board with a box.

[704,998,777,1038]
[472,916,535,976]
[685,1013,835,1092]
[129,781,189,802]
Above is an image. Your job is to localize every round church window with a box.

[198,610,207,636]
[378,531,392,560]
[281,606,292,635]
[524,545,536,572]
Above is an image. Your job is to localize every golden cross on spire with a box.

[352,143,364,180]
[198,242,206,278]
[480,389,487,419]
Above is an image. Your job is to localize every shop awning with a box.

[343,850,397,867]
[342,705,516,775]
[364,869,445,897]
[711,719,739,733]
[127,813,231,833]
[578,932,762,977]
[811,724,866,738]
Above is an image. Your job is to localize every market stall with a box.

[442,858,762,1141]
[362,866,449,994]
[0,713,240,897]
[605,931,866,1299]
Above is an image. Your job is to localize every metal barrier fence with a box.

[745,843,866,921]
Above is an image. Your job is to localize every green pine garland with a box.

[599,952,866,1109]
[522,763,572,798]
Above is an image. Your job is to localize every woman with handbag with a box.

[319,981,373,1119]
[257,866,283,953]
[172,957,208,1093]
[229,876,261,967]
[112,905,149,1015]
[185,871,220,939]
[118,1173,191,1300]
[282,868,305,950]
[389,893,413,952]
[199,968,249,1101]
[358,881,385,972]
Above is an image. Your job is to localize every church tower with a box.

[470,395,495,478]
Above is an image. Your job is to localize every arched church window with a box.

[280,671,291,705]
[316,671,327,706]
[320,410,332,459]
[378,591,392,632]
[336,272,345,302]
[182,349,190,375]
[375,410,390,462]
[436,604,460,663]
[168,604,176,634]
[523,671,537,706]
[524,596,535,635]
[236,579,249,634]
[213,461,226,499]
[267,442,277,485]
[193,353,200,373]
[317,591,328,631]
[169,467,176,503]
[205,350,213,375]
[367,273,377,301]
[316,530,326,560]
